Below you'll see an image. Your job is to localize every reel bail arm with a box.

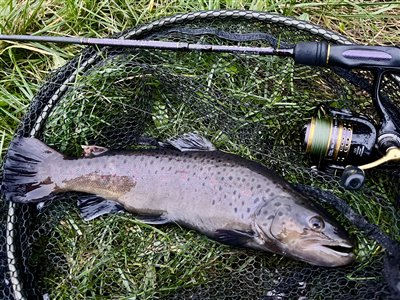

[338,69,400,190]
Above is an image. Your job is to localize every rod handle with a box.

[294,42,400,69]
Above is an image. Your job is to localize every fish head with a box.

[254,196,355,267]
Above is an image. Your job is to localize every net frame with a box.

[0,10,399,299]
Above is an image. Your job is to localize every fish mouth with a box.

[300,240,355,267]
[320,242,354,257]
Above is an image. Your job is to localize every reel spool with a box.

[303,103,400,190]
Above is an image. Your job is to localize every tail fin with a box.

[1,138,63,203]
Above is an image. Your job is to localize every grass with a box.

[1,0,400,299]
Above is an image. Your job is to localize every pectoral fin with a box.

[214,229,255,247]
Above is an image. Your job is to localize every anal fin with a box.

[134,213,169,225]
[77,194,170,225]
[77,195,124,221]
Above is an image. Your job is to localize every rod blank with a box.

[0,34,294,57]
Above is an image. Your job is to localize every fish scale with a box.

[1,133,355,267]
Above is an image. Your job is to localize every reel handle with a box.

[341,148,400,190]
[294,42,400,69]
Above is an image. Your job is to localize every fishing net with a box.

[1,10,400,299]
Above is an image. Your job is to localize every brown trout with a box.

[1,134,354,266]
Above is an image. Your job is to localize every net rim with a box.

[4,10,355,300]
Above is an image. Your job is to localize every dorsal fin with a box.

[160,133,216,152]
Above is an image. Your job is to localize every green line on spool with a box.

[310,117,332,157]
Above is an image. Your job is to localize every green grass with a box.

[1,1,400,299]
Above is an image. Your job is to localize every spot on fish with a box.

[150,160,154,165]
[241,213,244,219]
[221,177,224,181]
[254,198,260,204]
[161,166,165,170]
[219,186,223,191]
[86,161,91,166]
[233,190,237,195]
[140,157,145,162]
[247,207,251,213]
[229,202,232,206]
[168,167,172,171]
[234,207,238,213]
[193,172,196,176]
[202,182,206,187]
[212,200,215,205]
[274,202,281,207]
[269,192,275,197]
[257,184,261,189]
[264,211,269,216]
[154,170,158,174]
[187,178,190,182]
[278,211,283,217]
[268,215,274,220]
[286,206,292,212]
[242,178,246,182]
[265,188,270,193]
[241,201,244,206]
[229,176,233,180]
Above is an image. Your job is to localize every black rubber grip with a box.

[293,42,329,67]
[328,44,400,69]
[294,42,400,69]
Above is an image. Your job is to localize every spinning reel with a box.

[303,70,400,190]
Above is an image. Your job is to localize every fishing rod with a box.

[1,34,400,69]
[1,34,400,189]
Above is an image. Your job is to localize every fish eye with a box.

[309,216,325,231]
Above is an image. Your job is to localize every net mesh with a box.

[1,10,399,299]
